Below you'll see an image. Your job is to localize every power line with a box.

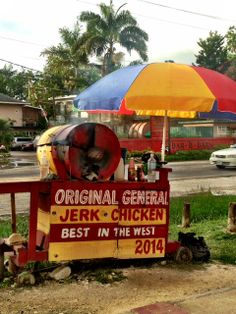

[134,12,209,31]
[0,58,42,72]
[77,0,211,31]
[137,0,236,23]
[78,0,236,23]
[76,0,97,6]
[0,35,46,47]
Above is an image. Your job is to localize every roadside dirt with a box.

[0,261,236,314]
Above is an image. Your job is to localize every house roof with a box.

[0,93,30,105]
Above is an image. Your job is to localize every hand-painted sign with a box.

[48,182,169,262]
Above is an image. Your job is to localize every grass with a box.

[1,193,236,265]
[0,215,29,238]
[169,193,236,264]
[169,193,236,224]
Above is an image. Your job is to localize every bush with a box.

[165,149,212,162]
[127,149,214,162]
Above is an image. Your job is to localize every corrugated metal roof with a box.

[0,93,30,105]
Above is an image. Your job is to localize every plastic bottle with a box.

[39,149,49,180]
[137,165,145,181]
[128,157,136,181]
[147,153,157,182]
[114,157,125,181]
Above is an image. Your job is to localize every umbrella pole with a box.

[161,111,167,162]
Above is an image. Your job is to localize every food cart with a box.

[0,123,187,280]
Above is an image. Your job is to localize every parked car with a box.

[21,142,35,151]
[21,135,42,151]
[11,137,33,150]
[33,135,41,149]
[209,144,236,169]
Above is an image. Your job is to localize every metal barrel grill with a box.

[36,122,121,181]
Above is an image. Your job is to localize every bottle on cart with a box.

[39,149,49,180]
[137,165,145,181]
[114,157,125,181]
[147,153,157,182]
[128,157,136,181]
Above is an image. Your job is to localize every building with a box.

[53,95,236,153]
[0,93,41,136]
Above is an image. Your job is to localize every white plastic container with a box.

[114,157,125,181]
[39,149,49,180]
[147,153,156,182]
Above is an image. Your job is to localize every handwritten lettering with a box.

[111,208,165,223]
[54,189,168,206]
[59,209,100,222]
[61,227,90,239]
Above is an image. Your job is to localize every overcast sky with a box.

[0,0,236,72]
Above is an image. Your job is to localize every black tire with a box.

[0,251,4,281]
[216,165,225,169]
[175,246,193,264]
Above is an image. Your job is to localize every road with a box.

[169,160,236,180]
[1,151,236,181]
[0,152,236,216]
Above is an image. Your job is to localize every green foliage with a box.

[225,26,236,55]
[170,193,236,224]
[41,22,94,94]
[222,57,236,81]
[195,26,236,80]
[0,119,14,149]
[0,65,31,99]
[127,149,213,162]
[195,31,228,71]
[80,2,148,75]
[170,193,236,264]
[0,216,28,239]
[165,149,212,162]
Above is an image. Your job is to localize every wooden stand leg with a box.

[10,193,17,233]
[182,203,191,228]
[227,202,236,233]
[0,250,4,281]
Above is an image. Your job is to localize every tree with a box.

[0,119,14,150]
[0,65,32,100]
[195,31,228,71]
[80,1,148,75]
[41,22,92,94]
[226,26,236,56]
[223,26,236,80]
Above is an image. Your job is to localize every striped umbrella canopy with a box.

[74,62,236,160]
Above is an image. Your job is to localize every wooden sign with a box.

[48,181,169,262]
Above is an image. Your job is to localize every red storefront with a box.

[119,116,236,153]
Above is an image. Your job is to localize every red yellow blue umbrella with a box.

[74,62,236,160]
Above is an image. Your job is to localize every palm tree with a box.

[41,22,89,93]
[80,1,148,75]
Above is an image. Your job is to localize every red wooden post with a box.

[27,186,40,261]
[150,116,170,153]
